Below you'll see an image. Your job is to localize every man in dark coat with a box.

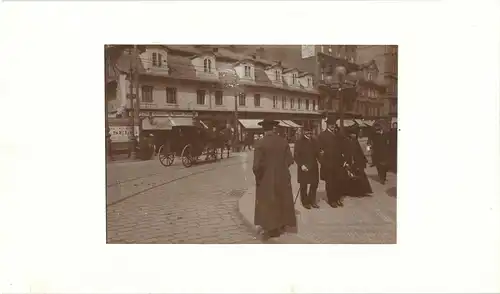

[343,125,373,196]
[369,123,390,184]
[318,118,347,208]
[293,127,320,209]
[388,121,398,173]
[253,119,296,240]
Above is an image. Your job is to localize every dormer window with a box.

[152,52,163,67]
[204,58,212,73]
[292,73,297,84]
[275,70,281,81]
[244,66,251,77]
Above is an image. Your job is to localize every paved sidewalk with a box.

[238,164,397,244]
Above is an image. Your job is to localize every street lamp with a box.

[219,68,241,150]
[324,65,357,133]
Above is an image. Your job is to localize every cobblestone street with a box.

[106,152,262,244]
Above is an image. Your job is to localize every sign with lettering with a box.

[139,111,196,118]
[109,126,134,143]
[301,45,315,59]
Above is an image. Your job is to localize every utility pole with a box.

[233,92,239,150]
[133,45,142,158]
[128,48,137,159]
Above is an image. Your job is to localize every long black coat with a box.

[293,136,320,184]
[253,132,296,231]
[317,130,346,181]
[343,136,373,195]
[370,131,390,166]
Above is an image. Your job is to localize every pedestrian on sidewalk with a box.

[253,119,297,240]
[318,118,347,208]
[342,125,373,196]
[370,123,390,184]
[388,121,398,173]
[293,127,320,209]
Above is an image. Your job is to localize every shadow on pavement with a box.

[386,186,397,197]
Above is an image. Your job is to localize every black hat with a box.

[258,119,279,130]
[325,117,337,125]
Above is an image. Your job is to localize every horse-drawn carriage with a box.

[158,118,232,168]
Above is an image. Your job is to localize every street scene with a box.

[105,45,398,244]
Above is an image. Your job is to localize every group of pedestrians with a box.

[252,118,396,240]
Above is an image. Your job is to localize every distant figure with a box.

[253,119,296,240]
[293,127,320,209]
[388,121,398,173]
[318,118,346,208]
[369,123,390,184]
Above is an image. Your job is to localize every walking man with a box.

[294,127,320,209]
[318,118,346,208]
[253,119,296,240]
[370,123,390,184]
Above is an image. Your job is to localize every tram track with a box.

[106,156,249,207]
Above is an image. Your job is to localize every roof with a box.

[166,54,197,79]
[283,68,299,74]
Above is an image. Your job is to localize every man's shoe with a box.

[303,204,312,209]
[311,203,320,209]
[328,201,338,208]
[337,200,344,207]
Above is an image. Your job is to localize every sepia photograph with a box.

[105,45,398,244]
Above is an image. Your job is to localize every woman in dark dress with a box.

[342,125,373,196]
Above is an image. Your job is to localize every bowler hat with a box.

[325,117,337,125]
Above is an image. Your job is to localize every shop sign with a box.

[139,111,196,118]
[109,126,134,143]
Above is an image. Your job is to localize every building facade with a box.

[105,45,323,141]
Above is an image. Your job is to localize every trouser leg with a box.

[299,183,309,206]
[308,182,318,205]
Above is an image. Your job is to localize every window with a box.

[292,74,297,84]
[367,72,373,81]
[197,90,206,105]
[298,98,302,109]
[254,94,261,107]
[204,59,212,73]
[166,87,177,104]
[141,86,153,102]
[307,77,312,87]
[282,96,287,108]
[273,96,277,108]
[275,70,281,81]
[290,98,295,109]
[152,53,162,67]
[312,99,316,111]
[215,91,223,105]
[305,99,310,110]
[244,66,251,77]
[238,93,246,106]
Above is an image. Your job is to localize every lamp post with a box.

[219,68,240,151]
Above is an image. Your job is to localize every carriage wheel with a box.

[207,147,217,161]
[158,145,174,167]
[181,144,193,168]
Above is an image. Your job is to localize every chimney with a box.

[256,47,266,60]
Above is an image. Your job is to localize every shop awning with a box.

[362,120,375,127]
[198,120,209,129]
[282,120,302,128]
[142,117,173,130]
[336,119,357,127]
[142,117,196,130]
[169,117,196,127]
[239,119,262,129]
[277,120,289,128]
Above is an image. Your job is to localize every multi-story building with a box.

[105,45,323,143]
[246,45,397,120]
